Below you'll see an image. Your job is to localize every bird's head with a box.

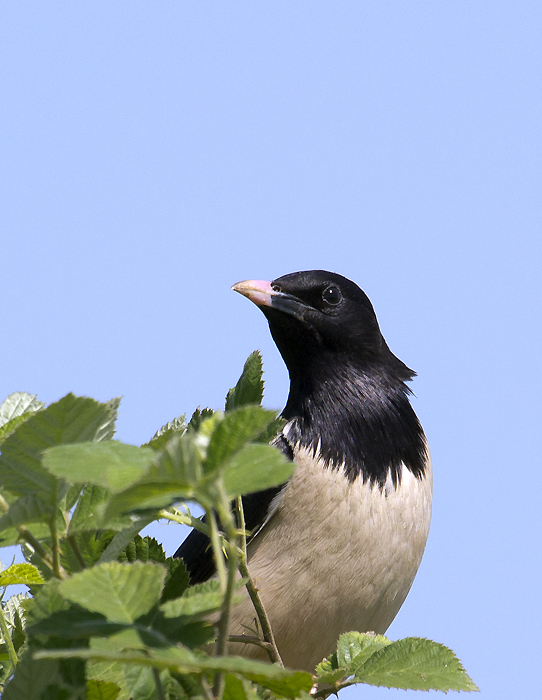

[232,270,414,384]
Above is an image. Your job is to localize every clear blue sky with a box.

[2,3,541,698]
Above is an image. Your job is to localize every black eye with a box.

[271,283,281,293]
[322,285,342,305]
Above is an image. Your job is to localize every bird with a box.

[174,270,432,672]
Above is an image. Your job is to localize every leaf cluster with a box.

[0,352,477,699]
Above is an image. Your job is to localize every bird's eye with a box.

[271,283,281,293]
[322,285,342,305]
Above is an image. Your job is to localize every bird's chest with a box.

[237,446,432,668]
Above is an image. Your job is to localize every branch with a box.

[235,497,283,666]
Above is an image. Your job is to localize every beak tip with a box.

[230,279,273,307]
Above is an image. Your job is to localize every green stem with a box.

[48,515,66,580]
[235,497,283,666]
[207,509,227,593]
[212,490,241,699]
[0,601,18,669]
[18,528,54,577]
[159,508,211,537]
[67,534,86,570]
[152,667,166,700]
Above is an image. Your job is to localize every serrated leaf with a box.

[0,392,44,428]
[188,407,214,432]
[355,637,479,692]
[160,580,223,621]
[86,679,121,700]
[0,394,118,498]
[87,660,129,700]
[95,397,122,442]
[0,563,44,587]
[24,579,69,626]
[225,351,264,411]
[222,443,294,497]
[97,517,156,563]
[337,631,391,669]
[1,593,28,652]
[59,562,166,624]
[26,606,126,639]
[0,523,49,548]
[0,494,54,532]
[43,442,155,493]
[69,485,112,533]
[119,536,166,564]
[143,415,187,452]
[206,406,278,473]
[1,652,61,700]
[161,559,190,603]
[104,432,202,519]
[123,665,156,700]
[61,530,118,573]
[35,647,313,697]
[0,415,36,445]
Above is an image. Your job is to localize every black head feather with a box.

[257,270,427,486]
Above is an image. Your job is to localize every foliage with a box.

[0,352,478,698]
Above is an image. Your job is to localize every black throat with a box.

[281,356,428,487]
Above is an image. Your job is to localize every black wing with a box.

[173,434,293,583]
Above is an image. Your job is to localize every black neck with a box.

[281,357,427,486]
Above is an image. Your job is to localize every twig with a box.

[229,634,276,654]
[235,497,283,666]
[212,491,240,699]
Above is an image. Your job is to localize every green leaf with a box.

[26,606,126,640]
[86,679,121,700]
[0,563,44,587]
[0,521,52,548]
[0,494,55,532]
[1,593,28,652]
[24,579,70,626]
[95,397,122,442]
[1,653,62,700]
[122,665,156,700]
[104,432,203,519]
[160,580,223,621]
[58,562,166,624]
[97,517,156,563]
[143,415,187,452]
[61,531,116,570]
[206,406,278,473]
[42,442,155,493]
[87,660,129,700]
[222,443,294,497]
[35,647,313,698]
[68,485,112,533]
[354,637,479,692]
[119,536,166,564]
[223,674,257,700]
[187,407,214,432]
[0,415,37,446]
[161,559,190,604]
[337,631,391,669]
[225,351,264,411]
[0,394,118,498]
[0,392,44,428]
